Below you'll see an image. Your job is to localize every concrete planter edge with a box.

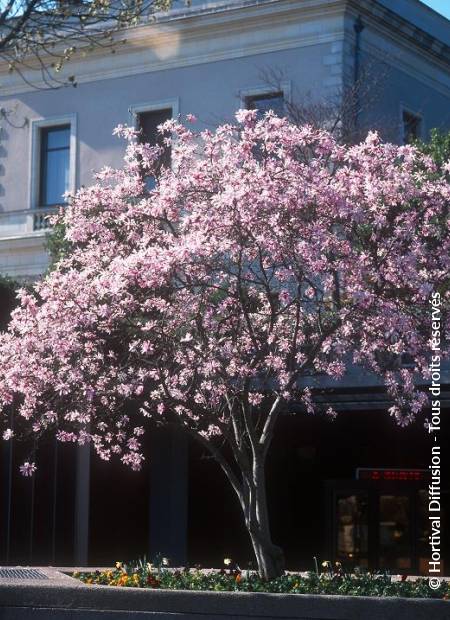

[0,569,448,620]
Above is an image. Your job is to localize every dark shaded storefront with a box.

[188,403,450,574]
[1,399,449,575]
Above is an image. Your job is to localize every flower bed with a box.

[1,566,449,620]
[72,559,449,600]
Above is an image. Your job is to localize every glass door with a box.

[327,481,426,574]
[378,494,412,571]
[335,493,369,568]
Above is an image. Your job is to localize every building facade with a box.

[0,0,449,573]
[0,0,449,278]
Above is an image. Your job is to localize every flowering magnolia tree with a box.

[1,112,449,578]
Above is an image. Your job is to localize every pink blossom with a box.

[248,393,264,406]
[19,462,37,477]
[0,113,447,478]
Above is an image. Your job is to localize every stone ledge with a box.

[0,567,81,586]
[0,568,449,620]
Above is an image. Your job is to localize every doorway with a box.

[326,477,433,574]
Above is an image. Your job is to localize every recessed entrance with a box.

[327,475,435,575]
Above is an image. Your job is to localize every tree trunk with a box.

[193,414,285,579]
[248,528,285,580]
[242,460,285,579]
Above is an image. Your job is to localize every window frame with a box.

[128,98,180,138]
[29,114,77,211]
[39,124,71,208]
[239,82,291,115]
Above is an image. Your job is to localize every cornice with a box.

[0,0,347,95]
[344,1,450,98]
[346,0,450,70]
[0,0,448,97]
[98,0,345,59]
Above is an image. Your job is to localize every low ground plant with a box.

[72,558,449,599]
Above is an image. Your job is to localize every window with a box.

[133,107,174,190]
[245,92,285,118]
[137,108,172,170]
[30,115,76,219]
[402,110,422,144]
[39,125,71,207]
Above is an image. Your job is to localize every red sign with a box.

[356,468,428,482]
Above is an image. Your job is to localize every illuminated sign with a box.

[356,468,428,482]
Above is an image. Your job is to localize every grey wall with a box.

[0,43,332,213]
[0,0,450,278]
[1,38,449,216]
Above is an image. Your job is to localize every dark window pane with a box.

[138,109,172,146]
[417,489,431,575]
[246,92,285,117]
[40,125,70,207]
[403,111,421,144]
[379,494,412,571]
[137,109,172,183]
[335,493,369,567]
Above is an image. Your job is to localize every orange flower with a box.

[118,575,128,586]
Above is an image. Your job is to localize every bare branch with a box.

[0,0,178,88]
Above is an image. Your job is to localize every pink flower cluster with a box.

[0,111,448,474]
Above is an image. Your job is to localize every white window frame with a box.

[239,82,291,113]
[29,114,77,213]
[399,104,424,144]
[128,97,180,133]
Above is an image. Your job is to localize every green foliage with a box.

[0,274,17,292]
[0,275,18,331]
[416,128,450,172]
[73,558,449,599]
[45,220,73,272]
[414,129,450,298]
